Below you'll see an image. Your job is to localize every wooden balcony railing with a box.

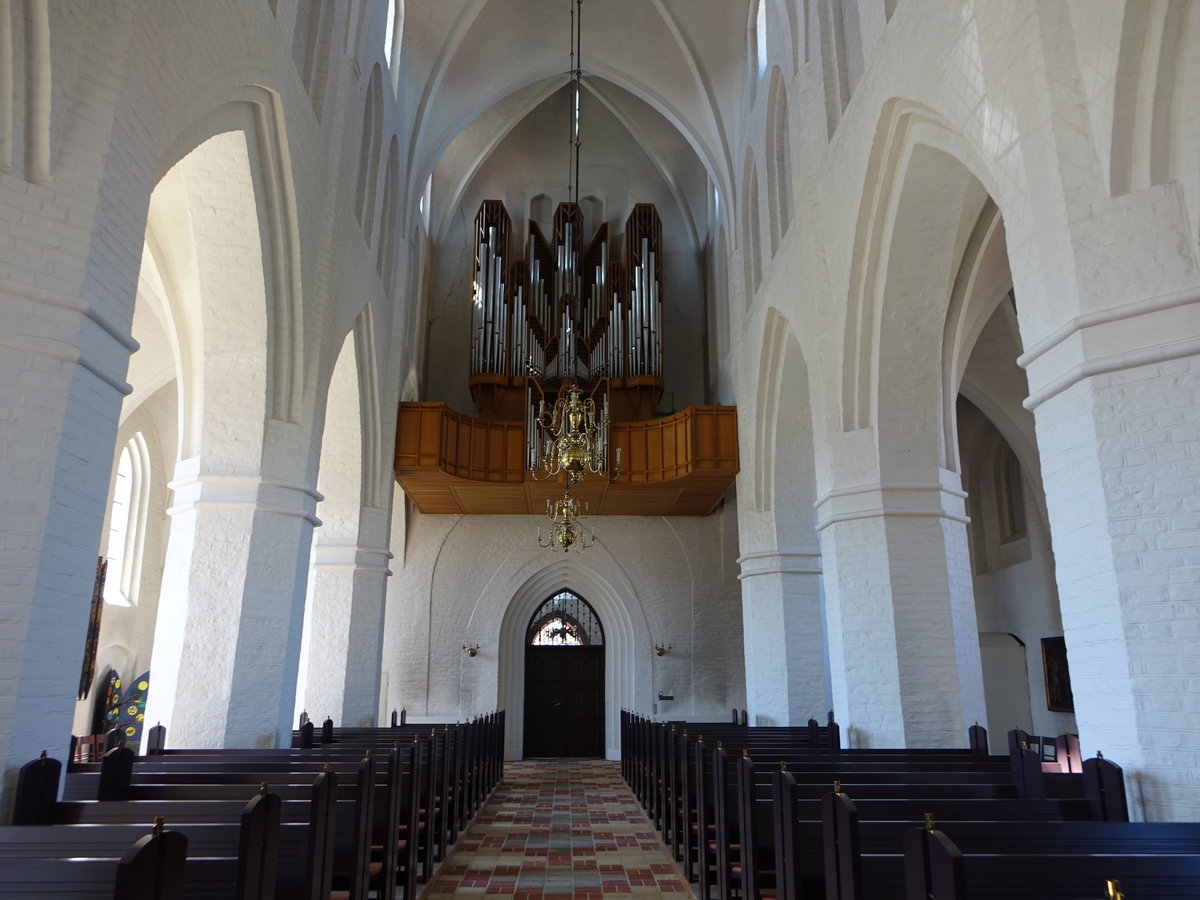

[394,403,738,516]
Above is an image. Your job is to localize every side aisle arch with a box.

[139,86,316,749]
[159,85,305,427]
[840,99,1000,436]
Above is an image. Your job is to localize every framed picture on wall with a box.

[1041,636,1074,713]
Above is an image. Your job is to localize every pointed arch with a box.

[294,328,365,723]
[527,591,604,646]
[530,193,553,237]
[775,0,804,73]
[377,135,401,287]
[817,0,853,138]
[292,0,337,120]
[941,199,1013,472]
[353,305,386,509]
[147,128,270,461]
[741,148,762,304]
[356,65,384,242]
[158,87,304,427]
[497,561,649,760]
[580,194,604,231]
[773,331,819,545]
[765,67,792,255]
[4,0,51,183]
[1110,0,1192,195]
[713,225,730,365]
[841,99,998,433]
[755,308,789,512]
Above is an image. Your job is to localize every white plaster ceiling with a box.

[400,0,754,241]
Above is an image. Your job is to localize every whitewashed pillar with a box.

[738,550,827,725]
[296,539,392,728]
[817,475,985,747]
[1022,305,1200,819]
[0,299,132,813]
[145,459,320,749]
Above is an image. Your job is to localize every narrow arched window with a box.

[103,435,150,607]
[419,173,432,230]
[756,0,769,75]
[527,591,604,646]
[384,0,403,70]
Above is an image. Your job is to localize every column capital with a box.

[0,283,138,395]
[815,476,968,531]
[310,543,394,575]
[736,549,822,580]
[1019,287,1200,411]
[167,460,324,525]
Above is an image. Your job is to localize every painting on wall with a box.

[1041,636,1074,713]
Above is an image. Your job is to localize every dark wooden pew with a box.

[177,713,503,893]
[730,754,1092,900]
[686,736,1013,888]
[908,825,1200,900]
[68,737,436,898]
[630,713,1142,900]
[21,715,498,900]
[0,819,195,899]
[0,792,278,900]
[30,761,338,900]
[824,781,1182,900]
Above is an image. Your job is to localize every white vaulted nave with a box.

[1,0,1199,825]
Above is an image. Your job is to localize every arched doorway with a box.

[523,590,605,757]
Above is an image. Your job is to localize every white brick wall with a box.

[1036,358,1200,819]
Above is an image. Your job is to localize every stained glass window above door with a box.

[527,591,604,646]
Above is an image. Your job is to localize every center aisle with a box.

[421,758,694,899]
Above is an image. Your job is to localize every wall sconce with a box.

[654,643,672,657]
[463,643,479,657]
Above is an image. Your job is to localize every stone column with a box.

[817,476,985,748]
[297,538,392,728]
[144,459,320,749]
[1021,299,1200,819]
[738,550,828,725]
[0,287,134,814]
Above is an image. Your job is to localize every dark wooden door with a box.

[523,646,605,757]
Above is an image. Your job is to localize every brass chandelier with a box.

[527,383,618,553]
[525,0,621,553]
[537,485,595,552]
[527,384,620,484]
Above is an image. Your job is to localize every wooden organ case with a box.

[395,199,738,517]
[468,199,665,424]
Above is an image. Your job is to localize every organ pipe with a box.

[469,198,663,417]
[470,202,512,376]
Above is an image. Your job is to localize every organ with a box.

[394,197,738,517]
[467,199,665,425]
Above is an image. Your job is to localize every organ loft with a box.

[393,196,740,519]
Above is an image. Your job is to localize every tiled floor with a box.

[420,759,693,899]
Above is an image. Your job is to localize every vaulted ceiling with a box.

[398,0,756,243]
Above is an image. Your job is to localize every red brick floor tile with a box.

[418,760,694,898]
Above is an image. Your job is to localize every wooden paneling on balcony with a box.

[394,403,738,516]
